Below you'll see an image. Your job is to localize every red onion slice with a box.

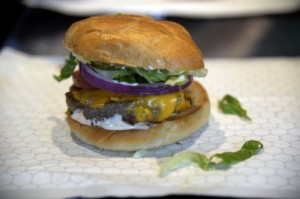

[79,62,193,95]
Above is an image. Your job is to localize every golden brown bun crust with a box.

[66,81,210,152]
[64,14,204,71]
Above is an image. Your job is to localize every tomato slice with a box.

[72,70,96,89]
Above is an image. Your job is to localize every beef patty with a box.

[66,91,137,124]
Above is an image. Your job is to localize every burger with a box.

[54,14,210,152]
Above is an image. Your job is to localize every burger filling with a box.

[71,109,150,130]
[55,53,205,130]
[54,53,208,86]
[66,86,192,130]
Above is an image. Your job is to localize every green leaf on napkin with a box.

[219,94,251,120]
[159,152,210,177]
[159,140,263,177]
[53,53,78,81]
[209,140,263,169]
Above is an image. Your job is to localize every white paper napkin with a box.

[0,47,300,198]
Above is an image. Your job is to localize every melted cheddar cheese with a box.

[72,89,191,122]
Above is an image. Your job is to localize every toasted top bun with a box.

[64,14,204,71]
[66,81,210,152]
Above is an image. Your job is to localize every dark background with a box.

[1,1,299,199]
[2,1,300,58]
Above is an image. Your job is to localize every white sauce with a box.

[145,65,154,70]
[118,81,139,86]
[71,109,150,130]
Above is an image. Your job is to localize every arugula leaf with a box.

[134,68,169,83]
[91,62,191,85]
[209,140,263,169]
[53,55,207,85]
[242,140,263,153]
[219,94,251,120]
[159,140,263,177]
[109,68,136,83]
[53,53,78,81]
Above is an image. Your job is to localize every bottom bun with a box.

[66,81,210,152]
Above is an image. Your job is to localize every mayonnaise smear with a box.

[71,109,150,130]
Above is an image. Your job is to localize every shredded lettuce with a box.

[92,62,170,84]
[132,149,149,159]
[134,68,168,83]
[91,62,201,86]
[165,74,189,86]
[54,54,208,85]
[159,140,263,177]
[190,67,208,77]
[159,152,210,177]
